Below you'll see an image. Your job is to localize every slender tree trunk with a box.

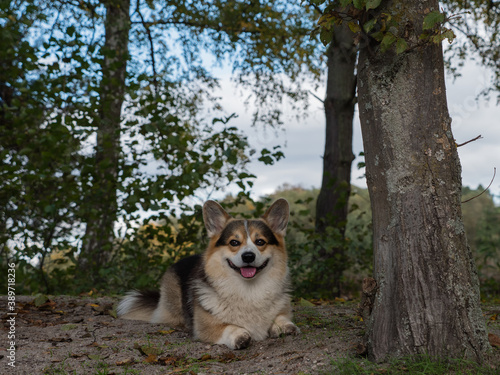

[315,23,356,296]
[357,0,489,362]
[78,0,130,284]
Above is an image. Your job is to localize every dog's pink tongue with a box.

[241,267,257,278]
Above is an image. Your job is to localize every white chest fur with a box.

[194,271,290,341]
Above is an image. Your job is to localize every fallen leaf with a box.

[40,300,57,309]
[199,354,212,361]
[70,353,87,358]
[298,298,315,307]
[218,352,237,363]
[33,294,49,307]
[61,324,78,331]
[488,333,500,348]
[158,356,180,366]
[158,329,175,335]
[136,344,162,356]
[144,354,158,363]
[116,358,135,366]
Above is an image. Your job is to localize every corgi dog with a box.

[117,199,299,349]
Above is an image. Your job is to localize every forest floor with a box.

[1,295,499,375]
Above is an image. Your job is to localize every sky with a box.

[213,61,500,204]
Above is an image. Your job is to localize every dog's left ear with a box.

[262,198,289,236]
[203,200,232,238]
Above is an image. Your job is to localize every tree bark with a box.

[78,0,130,283]
[357,0,489,362]
[315,22,356,296]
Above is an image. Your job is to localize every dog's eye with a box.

[229,240,240,247]
[255,239,266,246]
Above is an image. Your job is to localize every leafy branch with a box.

[314,1,459,54]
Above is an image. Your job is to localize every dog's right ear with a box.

[203,200,232,238]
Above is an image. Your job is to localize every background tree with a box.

[314,19,357,297]
[77,0,131,283]
[0,1,84,292]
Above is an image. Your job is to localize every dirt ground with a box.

[1,295,499,375]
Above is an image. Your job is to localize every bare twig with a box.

[309,90,324,104]
[457,134,482,147]
[462,167,497,203]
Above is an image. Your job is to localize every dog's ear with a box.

[203,200,232,237]
[262,198,289,236]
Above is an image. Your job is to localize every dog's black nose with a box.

[241,252,256,264]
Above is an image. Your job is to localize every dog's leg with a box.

[269,312,300,338]
[193,303,251,349]
[216,324,252,349]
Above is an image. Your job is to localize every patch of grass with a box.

[326,354,498,375]
[61,324,79,331]
[296,306,342,330]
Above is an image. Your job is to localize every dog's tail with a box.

[117,290,160,322]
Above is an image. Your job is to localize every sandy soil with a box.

[1,295,498,375]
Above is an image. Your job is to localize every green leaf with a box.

[396,38,408,54]
[340,0,353,7]
[66,25,75,37]
[320,28,333,46]
[348,21,361,34]
[431,29,456,44]
[353,0,366,10]
[366,0,382,10]
[380,32,397,52]
[33,294,49,307]
[298,298,315,307]
[363,18,377,33]
[423,11,445,30]
[442,29,456,43]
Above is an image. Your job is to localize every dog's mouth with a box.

[227,259,269,279]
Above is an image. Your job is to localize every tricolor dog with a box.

[117,199,299,349]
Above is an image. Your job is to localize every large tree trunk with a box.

[357,0,489,362]
[315,23,356,296]
[78,0,130,284]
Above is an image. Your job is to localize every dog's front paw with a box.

[269,320,300,338]
[217,325,251,350]
[233,331,251,350]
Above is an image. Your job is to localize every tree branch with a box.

[136,0,158,95]
[457,134,482,147]
[309,90,324,104]
[462,167,497,203]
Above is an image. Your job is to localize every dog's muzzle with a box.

[227,258,269,279]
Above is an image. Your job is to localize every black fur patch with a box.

[172,254,204,331]
[215,221,245,247]
[248,220,279,245]
[135,290,160,310]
